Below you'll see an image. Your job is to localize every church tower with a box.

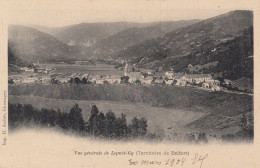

[124,62,128,76]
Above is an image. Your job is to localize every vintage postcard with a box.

[0,0,259,167]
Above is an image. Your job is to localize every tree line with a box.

[8,103,148,139]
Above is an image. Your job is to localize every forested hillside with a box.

[115,10,253,80]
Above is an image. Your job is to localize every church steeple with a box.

[124,62,128,76]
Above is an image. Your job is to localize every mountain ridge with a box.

[113,10,253,80]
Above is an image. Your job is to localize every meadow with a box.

[9,95,205,136]
[9,84,253,136]
[42,63,124,75]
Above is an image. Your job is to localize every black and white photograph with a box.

[7,6,254,144]
[2,0,260,167]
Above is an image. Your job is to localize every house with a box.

[165,71,174,79]
[206,79,220,86]
[88,74,101,83]
[128,72,144,83]
[211,85,221,91]
[105,75,121,84]
[33,62,39,66]
[165,79,173,85]
[35,67,45,73]
[96,79,105,84]
[224,79,233,85]
[154,78,164,84]
[176,80,187,86]
[141,76,153,84]
[13,79,22,84]
[41,77,52,84]
[202,83,210,88]
[172,73,184,80]
[20,67,34,72]
[182,74,212,84]
[22,77,38,84]
[57,77,70,84]
[43,70,50,74]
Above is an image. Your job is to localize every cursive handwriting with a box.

[191,153,208,168]
[128,153,208,168]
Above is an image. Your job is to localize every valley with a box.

[7,10,254,142]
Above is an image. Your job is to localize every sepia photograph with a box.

[1,0,259,167]
[7,8,254,144]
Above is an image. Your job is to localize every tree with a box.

[185,133,195,142]
[121,76,129,83]
[51,78,58,84]
[88,105,100,135]
[113,113,127,137]
[238,113,254,140]
[8,79,14,84]
[130,117,139,137]
[135,79,141,85]
[129,117,147,137]
[106,110,116,137]
[68,104,85,131]
[82,77,87,84]
[96,112,106,135]
[138,118,148,136]
[74,77,81,84]
[103,80,109,85]
[69,78,74,84]
[198,132,208,143]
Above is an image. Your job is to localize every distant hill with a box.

[88,20,200,58]
[41,22,149,47]
[115,10,253,80]
[8,25,80,63]
[31,20,200,49]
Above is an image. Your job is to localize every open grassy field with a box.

[9,84,253,113]
[41,63,124,75]
[9,84,253,135]
[9,95,205,136]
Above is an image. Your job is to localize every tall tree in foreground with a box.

[88,105,100,136]
[68,104,85,131]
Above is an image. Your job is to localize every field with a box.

[41,63,124,75]
[9,84,253,135]
[9,95,205,136]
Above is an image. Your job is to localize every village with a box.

[8,62,231,92]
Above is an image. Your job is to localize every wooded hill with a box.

[115,10,253,80]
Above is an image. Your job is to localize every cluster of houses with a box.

[19,66,53,74]
[11,71,221,91]
[12,63,222,91]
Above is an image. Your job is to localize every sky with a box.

[5,0,251,27]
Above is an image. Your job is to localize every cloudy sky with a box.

[5,0,251,27]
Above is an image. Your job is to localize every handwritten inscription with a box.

[191,153,208,168]
[128,153,208,168]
